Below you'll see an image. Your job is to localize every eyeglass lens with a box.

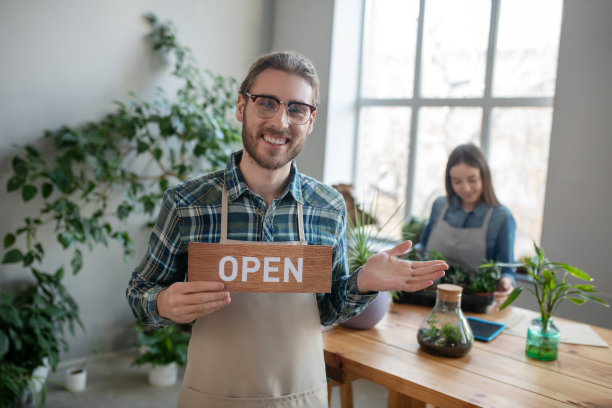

[252,96,311,124]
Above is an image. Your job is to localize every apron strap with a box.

[221,187,229,241]
[221,185,306,242]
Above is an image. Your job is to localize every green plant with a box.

[2,13,240,276]
[419,315,462,347]
[498,242,609,331]
[346,196,401,272]
[0,269,81,407]
[400,215,426,244]
[131,323,190,367]
[468,262,501,293]
[0,362,32,408]
[1,13,240,405]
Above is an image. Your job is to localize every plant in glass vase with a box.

[497,242,609,361]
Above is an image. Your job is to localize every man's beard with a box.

[241,117,305,170]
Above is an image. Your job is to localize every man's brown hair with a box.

[238,51,320,106]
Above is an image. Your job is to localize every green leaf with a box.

[42,182,54,198]
[7,175,24,192]
[498,287,523,310]
[2,249,23,264]
[4,233,15,248]
[0,330,9,358]
[71,249,83,275]
[12,156,29,174]
[578,294,609,307]
[57,232,74,249]
[553,262,592,281]
[569,297,587,305]
[22,184,38,202]
[153,148,163,161]
[137,140,149,153]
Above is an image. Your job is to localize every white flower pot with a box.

[31,357,50,394]
[148,362,178,387]
[66,367,87,392]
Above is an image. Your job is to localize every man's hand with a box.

[157,281,231,324]
[356,240,447,294]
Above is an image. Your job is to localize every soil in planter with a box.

[417,329,472,358]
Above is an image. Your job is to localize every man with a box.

[127,51,447,407]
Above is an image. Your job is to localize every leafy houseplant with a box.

[132,323,190,387]
[498,242,609,361]
[0,268,82,407]
[1,13,240,405]
[468,263,501,294]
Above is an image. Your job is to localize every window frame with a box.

[352,0,555,217]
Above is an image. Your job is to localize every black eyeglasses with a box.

[244,92,316,125]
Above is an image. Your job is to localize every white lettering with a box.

[219,256,238,281]
[242,257,260,281]
[263,257,280,282]
[284,257,303,282]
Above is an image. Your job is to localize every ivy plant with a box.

[1,13,241,406]
[2,13,241,276]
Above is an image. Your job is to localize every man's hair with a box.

[445,143,500,207]
[238,51,320,106]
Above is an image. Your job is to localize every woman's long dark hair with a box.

[445,143,500,207]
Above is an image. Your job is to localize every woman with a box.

[419,143,516,301]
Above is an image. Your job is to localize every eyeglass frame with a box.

[244,91,317,125]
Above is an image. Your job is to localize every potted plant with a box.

[131,323,190,387]
[1,13,239,405]
[0,268,82,407]
[498,242,609,361]
[339,194,399,330]
[468,262,501,295]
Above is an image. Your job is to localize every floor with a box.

[43,349,388,407]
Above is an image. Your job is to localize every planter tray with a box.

[394,289,494,314]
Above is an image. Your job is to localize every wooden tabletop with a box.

[323,302,612,408]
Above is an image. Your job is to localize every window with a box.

[351,0,562,258]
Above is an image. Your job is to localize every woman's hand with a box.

[356,240,447,294]
[493,276,513,304]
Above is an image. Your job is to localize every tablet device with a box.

[467,316,505,342]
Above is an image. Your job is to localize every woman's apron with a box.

[177,187,328,408]
[426,203,493,272]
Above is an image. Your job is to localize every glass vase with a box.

[417,284,474,358]
[526,317,560,361]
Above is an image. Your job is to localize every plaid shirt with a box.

[127,151,376,328]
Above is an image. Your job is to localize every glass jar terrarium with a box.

[417,284,474,358]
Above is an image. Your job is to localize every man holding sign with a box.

[127,51,447,407]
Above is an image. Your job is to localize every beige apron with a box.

[426,203,493,272]
[177,187,328,408]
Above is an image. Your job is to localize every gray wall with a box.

[517,0,612,329]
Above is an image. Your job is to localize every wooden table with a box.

[323,302,612,408]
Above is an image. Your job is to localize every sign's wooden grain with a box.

[188,242,332,293]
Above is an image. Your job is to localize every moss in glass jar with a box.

[417,284,474,358]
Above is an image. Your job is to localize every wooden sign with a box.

[188,242,332,293]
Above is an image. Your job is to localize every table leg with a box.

[388,389,427,408]
[328,379,354,408]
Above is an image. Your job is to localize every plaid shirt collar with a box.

[223,150,304,205]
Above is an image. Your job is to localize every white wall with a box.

[0,0,271,359]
